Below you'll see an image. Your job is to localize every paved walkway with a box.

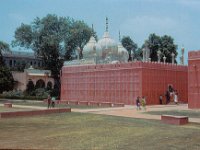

[72,104,200,123]
[0,104,46,110]
[1,103,200,123]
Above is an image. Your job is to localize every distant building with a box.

[2,50,44,70]
[64,18,129,66]
[12,66,54,91]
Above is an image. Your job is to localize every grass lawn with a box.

[145,110,200,118]
[0,112,200,149]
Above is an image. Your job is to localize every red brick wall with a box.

[141,62,188,104]
[188,50,200,108]
[61,61,188,105]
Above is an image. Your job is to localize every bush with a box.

[0,90,48,100]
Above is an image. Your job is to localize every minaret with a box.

[142,48,145,62]
[157,50,161,62]
[171,52,175,64]
[92,24,94,36]
[181,46,185,65]
[106,17,108,32]
[119,30,121,42]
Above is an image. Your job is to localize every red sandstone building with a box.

[188,50,200,108]
[60,61,188,105]
[60,18,189,106]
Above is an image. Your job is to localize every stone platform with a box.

[161,115,188,125]
[0,108,71,119]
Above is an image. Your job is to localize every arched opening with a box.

[35,79,45,89]
[47,81,52,90]
[26,79,35,93]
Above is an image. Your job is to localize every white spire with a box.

[119,31,121,42]
[106,17,108,32]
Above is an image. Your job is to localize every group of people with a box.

[136,96,146,111]
[47,95,56,108]
[135,86,179,110]
[159,86,179,105]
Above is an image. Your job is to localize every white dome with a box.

[98,32,118,58]
[118,43,129,62]
[83,36,102,58]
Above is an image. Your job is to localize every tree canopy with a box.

[12,14,94,78]
[0,66,14,93]
[121,36,139,61]
[0,41,14,93]
[142,33,178,63]
[0,41,10,65]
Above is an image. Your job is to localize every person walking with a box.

[165,90,170,104]
[141,96,146,111]
[51,96,56,108]
[174,91,178,105]
[159,95,163,105]
[47,95,51,109]
[136,96,141,110]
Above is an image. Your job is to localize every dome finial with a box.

[119,30,121,42]
[92,24,94,35]
[106,17,108,32]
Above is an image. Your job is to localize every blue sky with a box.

[1,0,200,63]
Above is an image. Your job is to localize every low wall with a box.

[0,108,71,118]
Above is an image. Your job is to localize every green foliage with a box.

[0,66,14,93]
[121,36,139,61]
[67,20,94,59]
[0,41,10,66]
[34,88,49,99]
[12,14,94,79]
[142,33,178,63]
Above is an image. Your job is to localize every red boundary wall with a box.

[188,50,200,108]
[61,61,188,105]
[0,108,71,118]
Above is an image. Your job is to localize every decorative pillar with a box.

[131,50,134,61]
[157,50,161,62]
[181,46,185,65]
[171,52,175,64]
[94,53,97,64]
[163,56,166,63]
[146,47,150,62]
[142,48,145,62]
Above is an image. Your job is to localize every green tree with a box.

[121,36,138,61]
[12,14,94,98]
[64,21,94,60]
[68,20,93,59]
[160,35,178,63]
[0,41,10,65]
[142,33,177,63]
[13,15,68,78]
[0,41,14,93]
[0,66,14,93]
[12,14,94,77]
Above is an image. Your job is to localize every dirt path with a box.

[72,104,200,123]
[1,103,200,123]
